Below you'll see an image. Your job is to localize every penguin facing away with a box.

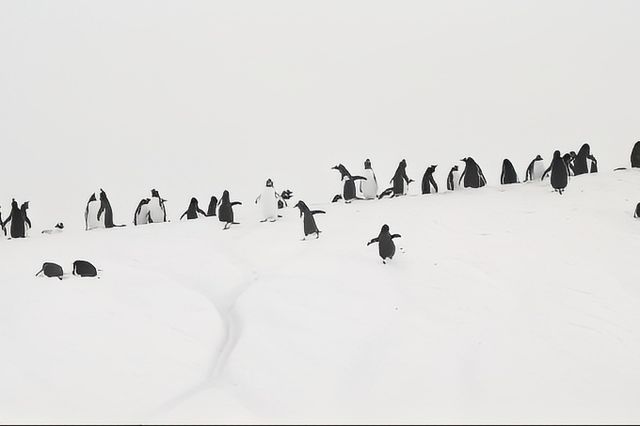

[446,165,460,191]
[255,178,280,222]
[573,143,591,176]
[360,159,378,199]
[421,165,438,194]
[98,189,125,228]
[332,164,366,203]
[294,200,325,239]
[207,196,218,217]
[542,150,569,194]
[524,155,545,182]
[2,199,26,238]
[180,197,206,220]
[367,224,402,264]
[459,157,487,188]
[218,190,242,230]
[632,142,640,168]
[500,159,519,185]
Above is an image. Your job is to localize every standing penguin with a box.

[588,154,598,173]
[207,196,218,217]
[367,224,402,264]
[2,199,26,238]
[379,159,413,198]
[632,142,640,168]
[360,159,378,200]
[459,157,487,188]
[635,203,640,218]
[218,190,242,230]
[500,159,519,185]
[147,189,168,223]
[255,178,280,222]
[20,201,31,236]
[421,165,438,194]
[573,143,591,176]
[84,193,103,230]
[542,150,569,194]
[332,164,366,203]
[446,165,460,191]
[562,153,576,176]
[180,197,207,220]
[133,198,151,225]
[293,200,325,239]
[278,190,293,209]
[524,155,546,182]
[98,189,124,228]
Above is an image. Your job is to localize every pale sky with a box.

[1,1,639,226]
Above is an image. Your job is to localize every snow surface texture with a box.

[2,170,640,424]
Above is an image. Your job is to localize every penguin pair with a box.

[255,179,280,222]
[35,260,99,280]
[459,157,487,188]
[332,164,366,203]
[85,189,125,230]
[421,165,438,194]
[541,150,569,194]
[500,159,519,185]
[2,199,31,238]
[294,200,325,239]
[379,159,413,198]
[367,224,401,264]
[134,189,169,225]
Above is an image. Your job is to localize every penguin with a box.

[73,260,98,278]
[459,157,487,189]
[524,155,546,182]
[207,196,218,217]
[0,206,5,237]
[500,159,519,185]
[588,154,598,173]
[35,262,64,280]
[84,193,104,230]
[446,165,460,191]
[632,142,640,168]
[98,189,124,228]
[573,143,591,176]
[218,190,242,230]
[294,200,325,239]
[562,153,576,176]
[41,223,64,235]
[180,197,207,220]
[133,198,151,225]
[367,224,401,264]
[421,165,438,194]
[379,159,413,198]
[20,201,31,236]
[278,190,293,209]
[359,159,378,199]
[635,203,640,218]
[541,150,569,194]
[255,178,279,222]
[2,199,27,238]
[147,189,168,223]
[332,164,366,203]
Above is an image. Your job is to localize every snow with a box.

[2,170,640,424]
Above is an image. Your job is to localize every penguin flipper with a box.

[310,210,326,215]
[391,234,402,239]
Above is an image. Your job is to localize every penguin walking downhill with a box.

[421,165,438,194]
[632,142,640,168]
[542,150,569,194]
[332,164,366,203]
[446,165,460,191]
[218,190,242,230]
[459,157,487,188]
[98,189,125,228]
[524,155,545,182]
[147,189,168,223]
[180,197,207,220]
[207,195,218,217]
[255,178,280,222]
[379,159,413,198]
[367,224,402,264]
[500,159,519,185]
[2,199,27,238]
[294,200,325,239]
[360,159,378,199]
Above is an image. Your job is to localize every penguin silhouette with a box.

[379,159,413,198]
[588,154,598,173]
[207,196,218,217]
[500,159,519,185]
[20,201,31,235]
[421,165,438,194]
[35,262,64,280]
[133,198,151,225]
[294,200,325,239]
[632,142,640,168]
[573,143,591,176]
[360,159,378,199]
[218,190,242,230]
[446,165,460,191]
[98,189,125,228]
[635,202,640,219]
[0,206,5,237]
[524,155,545,182]
[542,150,569,194]
[73,260,98,277]
[180,197,206,220]
[2,199,26,238]
[367,224,402,264]
[459,157,487,188]
[332,164,366,203]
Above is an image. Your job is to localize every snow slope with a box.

[1,169,640,424]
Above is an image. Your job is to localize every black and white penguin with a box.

[573,143,591,176]
[524,155,545,182]
[542,150,569,194]
[562,153,576,176]
[500,159,519,185]
[133,198,151,225]
[98,189,124,228]
[421,165,438,194]
[255,178,279,222]
[20,201,31,236]
[379,159,413,198]
[147,189,168,223]
[588,154,598,173]
[278,190,293,209]
[367,224,402,264]
[180,197,207,220]
[218,190,242,230]
[635,203,640,218]
[207,196,218,217]
[459,157,487,188]
[332,164,366,203]
[632,142,640,168]
[294,200,325,239]
[360,159,378,200]
[84,193,103,230]
[2,199,27,238]
[446,165,460,191]
[41,223,64,235]
[35,262,64,280]
[73,260,98,277]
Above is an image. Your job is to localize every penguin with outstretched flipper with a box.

[294,200,325,239]
[367,224,402,264]
[218,190,242,230]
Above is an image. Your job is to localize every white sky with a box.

[1,1,639,226]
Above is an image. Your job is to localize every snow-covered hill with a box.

[1,169,640,424]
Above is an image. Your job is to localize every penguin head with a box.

[364,159,372,169]
[400,159,407,168]
[151,189,159,198]
[222,190,230,200]
[11,199,18,209]
[451,165,459,172]
[460,157,469,163]
[332,164,350,180]
[190,197,198,205]
[381,224,390,233]
[56,223,64,229]
[553,150,562,159]
[579,143,591,156]
[293,200,308,215]
[21,201,29,210]
[535,155,543,161]
[266,179,273,187]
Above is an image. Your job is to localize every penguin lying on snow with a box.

[332,164,366,203]
[294,200,325,239]
[35,262,64,280]
[73,260,98,277]
[218,190,242,230]
[180,197,207,220]
[367,224,402,264]
[42,223,64,234]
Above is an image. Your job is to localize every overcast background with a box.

[1,0,638,228]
